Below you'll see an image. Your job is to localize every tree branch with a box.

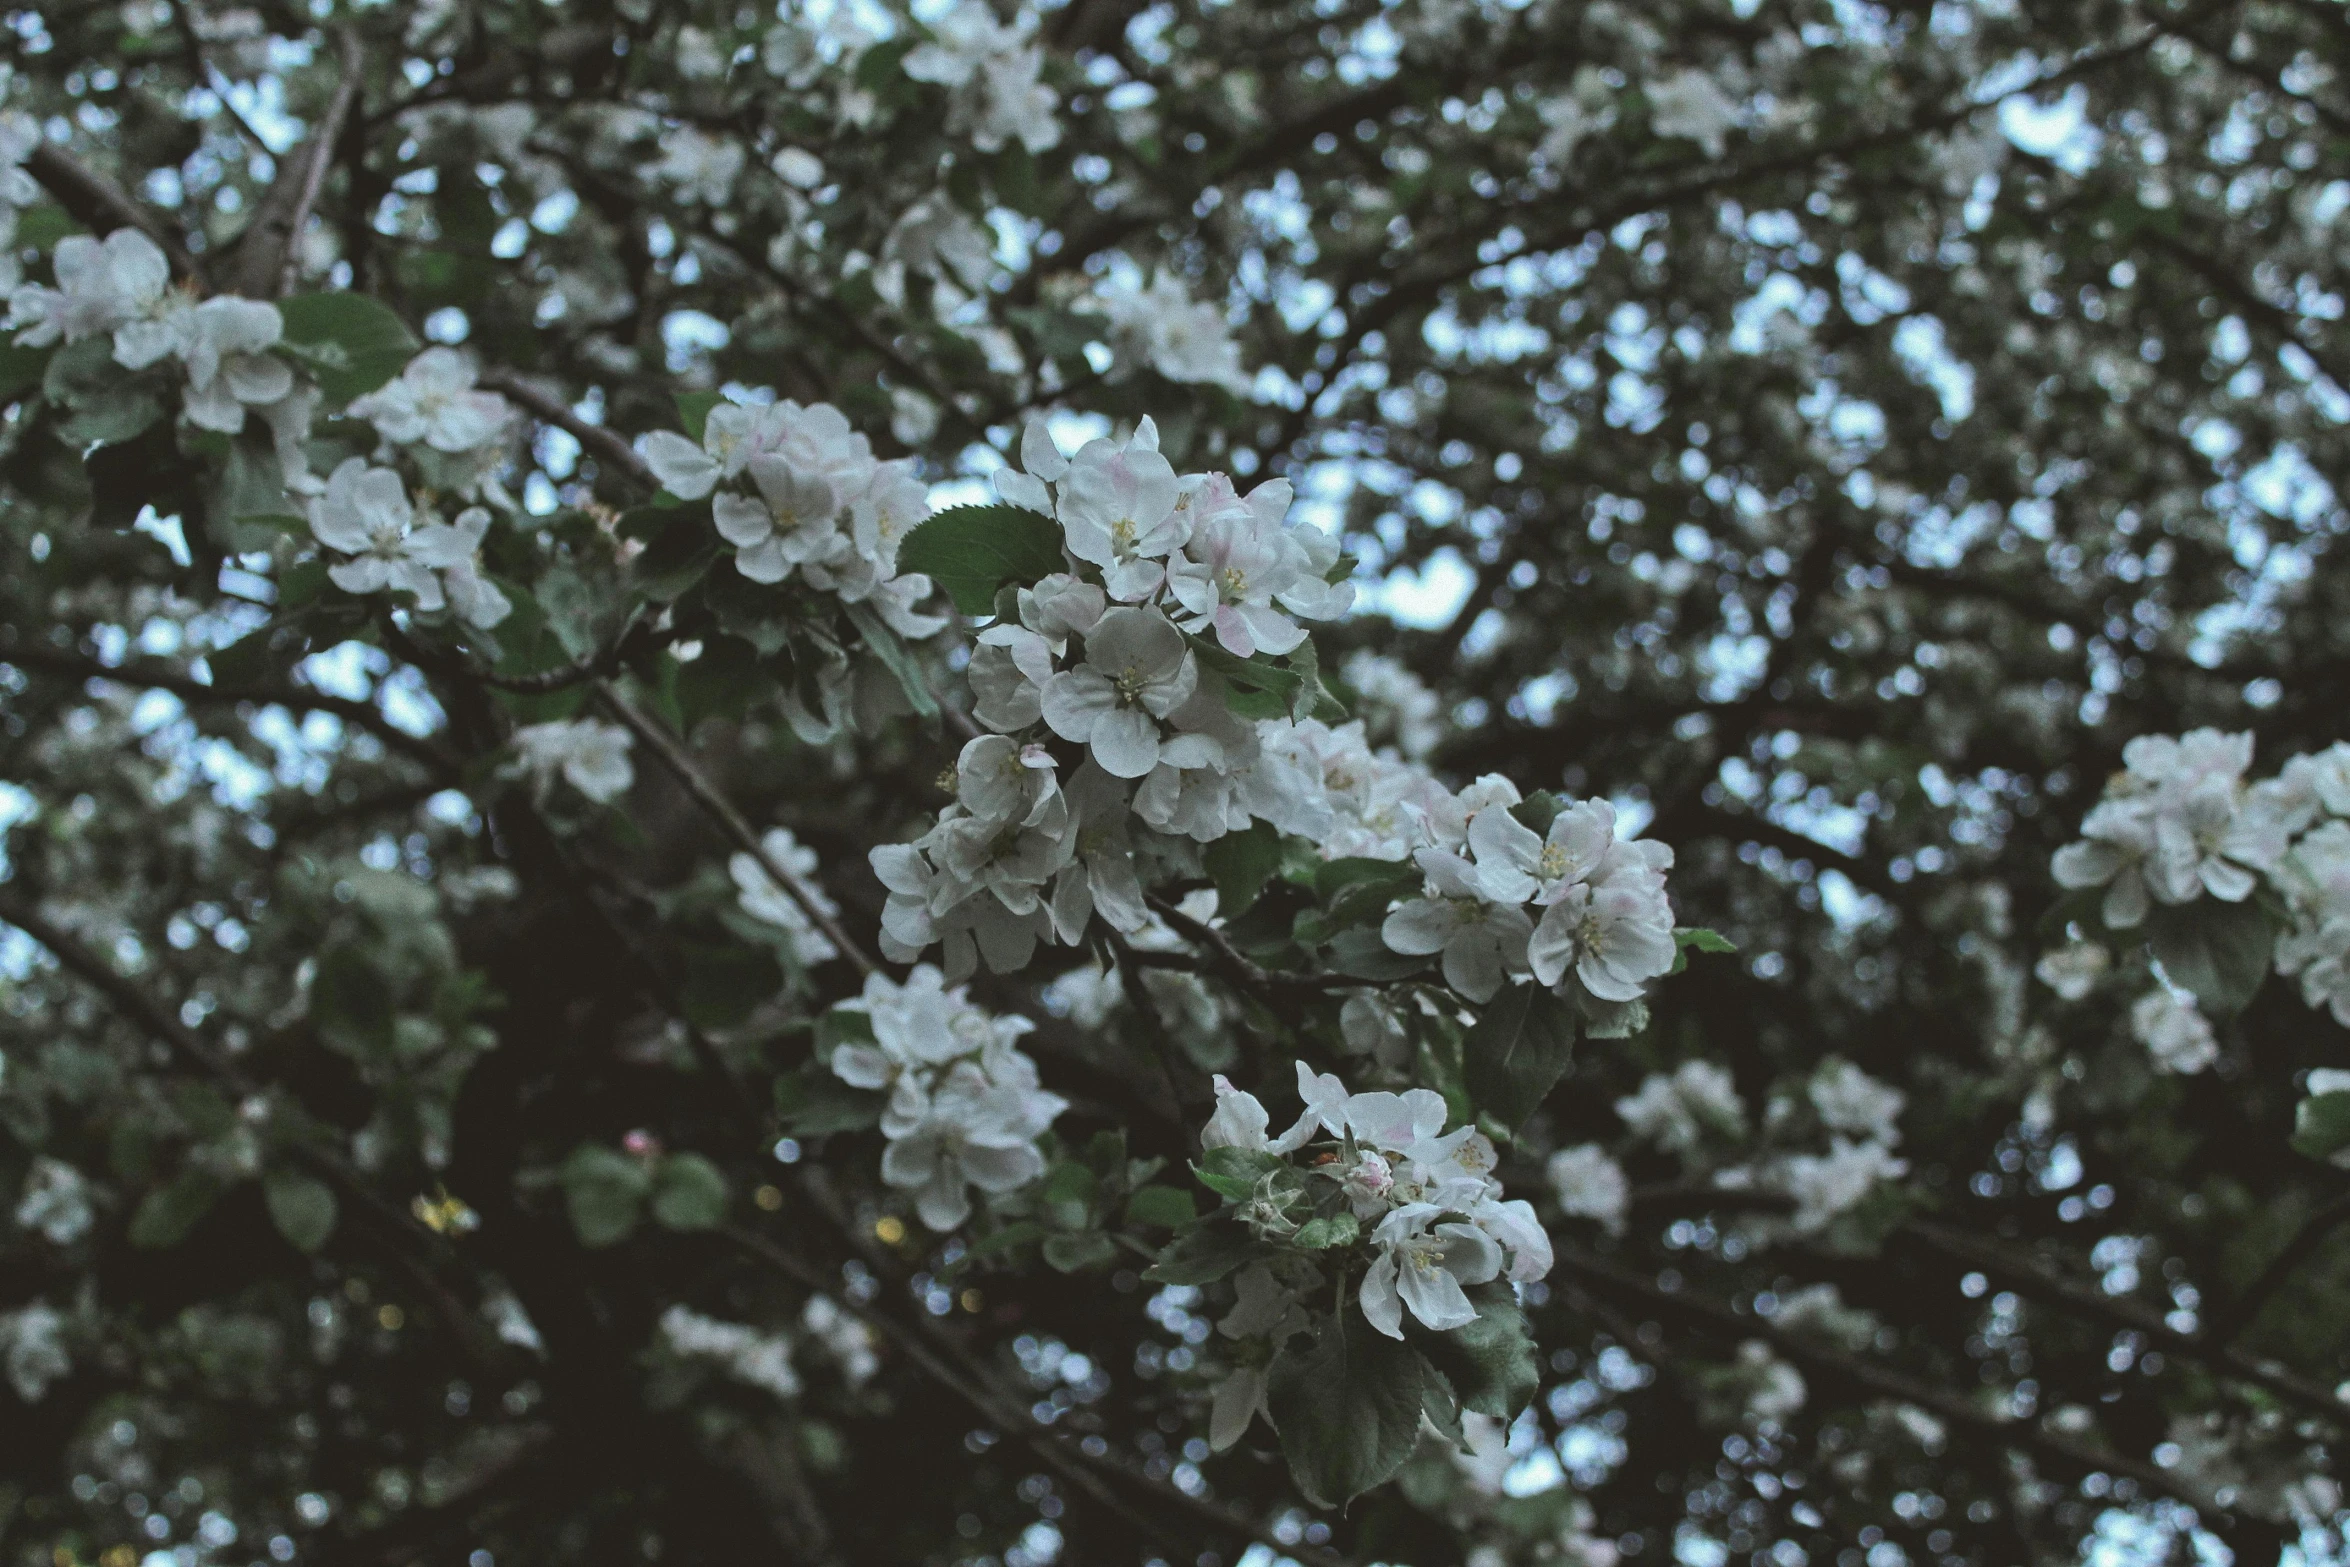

[1,640,456,777]
[25,144,201,282]
[593,679,877,975]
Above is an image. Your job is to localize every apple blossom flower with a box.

[510,718,634,804]
[1380,848,1534,1002]
[1040,607,1199,778]
[349,348,512,452]
[2130,984,2218,1075]
[729,826,842,968]
[1056,431,1187,601]
[1358,1204,1504,1338]
[9,228,171,348]
[1547,1145,1629,1235]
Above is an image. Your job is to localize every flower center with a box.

[1537,842,1568,879]
[1110,517,1138,554]
[1113,664,1150,705]
[1220,565,1248,599]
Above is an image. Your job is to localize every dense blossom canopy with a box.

[2,2,2349,1566]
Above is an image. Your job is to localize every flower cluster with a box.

[640,396,946,641]
[307,457,511,628]
[1087,270,1253,395]
[2051,731,2350,1035]
[871,416,1354,977]
[1607,1057,1910,1237]
[1202,1063,1553,1339]
[902,0,1061,156]
[825,966,1066,1231]
[8,227,297,434]
[1382,793,1677,1005]
[347,347,514,494]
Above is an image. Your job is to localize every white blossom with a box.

[511,718,635,803]
[654,125,745,204]
[1091,270,1252,393]
[9,228,171,347]
[1,1303,68,1402]
[660,1305,800,1399]
[1779,1138,1906,1232]
[1381,848,1534,1002]
[829,967,1064,1230]
[14,1158,92,1245]
[1807,1060,1904,1145]
[1040,607,1199,778]
[349,348,512,452]
[2130,984,2218,1075]
[1616,1061,1745,1156]
[1546,1144,1629,1235]
[902,1,1061,154]
[1056,430,1188,602]
[2034,941,2110,1001]
[1646,69,1740,159]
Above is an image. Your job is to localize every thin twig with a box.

[275,31,366,297]
[2201,1191,2350,1351]
[480,371,656,490]
[1552,1244,2213,1514]
[2,641,455,776]
[593,678,876,975]
[1145,892,1352,1002]
[1904,1218,2348,1425]
[25,144,201,281]
[0,889,498,1365]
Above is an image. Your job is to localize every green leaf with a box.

[1193,1144,1283,1202]
[2291,1090,2350,1163]
[630,502,720,603]
[1040,1160,1100,1230]
[675,391,724,444]
[1677,927,1738,953]
[0,342,52,404]
[2145,900,2274,1019]
[650,1153,729,1231]
[1204,820,1283,918]
[1417,1282,1539,1418]
[1294,1212,1359,1250]
[1144,1218,1267,1285]
[1327,926,1433,981]
[1124,1184,1198,1230]
[263,1170,339,1254]
[1266,1315,1440,1507]
[774,1063,885,1136]
[130,1170,227,1249]
[1042,1231,1120,1273]
[1463,984,1576,1130]
[1186,633,1303,721]
[843,599,941,721]
[896,503,1067,615]
[560,1143,652,1249]
[277,292,419,403]
[1511,791,1561,837]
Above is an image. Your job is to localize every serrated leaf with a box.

[277,292,419,403]
[1416,1282,1538,1418]
[1144,1218,1267,1285]
[1193,1144,1283,1202]
[1463,984,1576,1130]
[1295,1212,1359,1250]
[897,503,1067,615]
[1266,1315,1439,1507]
[844,599,941,721]
[1187,633,1303,721]
[1204,820,1283,918]
[650,1152,729,1231]
[263,1170,338,1254]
